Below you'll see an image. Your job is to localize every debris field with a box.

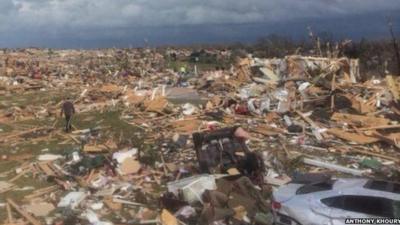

[0,48,399,225]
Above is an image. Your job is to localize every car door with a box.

[319,195,360,225]
[310,196,333,225]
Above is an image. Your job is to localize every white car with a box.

[271,178,400,225]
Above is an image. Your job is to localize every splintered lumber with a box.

[9,167,30,183]
[327,128,379,144]
[0,181,15,194]
[7,198,43,225]
[372,132,400,149]
[344,94,375,114]
[303,158,367,176]
[331,113,390,127]
[68,134,81,144]
[24,185,59,200]
[6,203,13,224]
[0,127,53,143]
[37,162,57,177]
[351,149,399,163]
[2,153,33,162]
[253,124,285,136]
[356,124,400,131]
[296,111,326,140]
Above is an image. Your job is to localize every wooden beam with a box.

[6,203,13,224]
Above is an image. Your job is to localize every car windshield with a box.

[322,195,400,218]
[296,181,333,194]
[364,180,400,194]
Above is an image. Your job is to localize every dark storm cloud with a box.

[0,0,399,48]
[2,0,399,30]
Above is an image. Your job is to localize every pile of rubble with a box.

[0,48,399,225]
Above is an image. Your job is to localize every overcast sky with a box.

[1,0,399,48]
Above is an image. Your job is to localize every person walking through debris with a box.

[60,98,75,132]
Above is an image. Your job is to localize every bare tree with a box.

[388,18,400,75]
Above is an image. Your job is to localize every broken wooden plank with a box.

[0,180,15,194]
[0,127,53,143]
[24,185,59,200]
[6,203,13,224]
[331,113,390,127]
[36,162,57,177]
[9,168,30,183]
[356,124,400,131]
[351,148,399,163]
[253,124,285,136]
[303,158,367,176]
[327,128,380,144]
